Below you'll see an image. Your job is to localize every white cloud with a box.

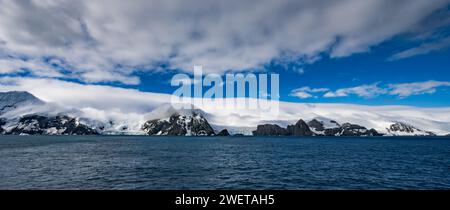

[80,70,141,85]
[289,86,329,99]
[388,37,450,61]
[388,80,450,97]
[324,83,387,98]
[0,76,170,113]
[294,67,305,75]
[301,80,450,99]
[290,91,313,99]
[0,58,63,77]
[0,0,449,84]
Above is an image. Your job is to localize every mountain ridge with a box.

[0,91,448,136]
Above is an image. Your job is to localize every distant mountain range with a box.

[0,91,449,136]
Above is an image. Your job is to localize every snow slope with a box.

[0,91,44,114]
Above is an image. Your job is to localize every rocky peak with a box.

[287,119,314,136]
[217,129,230,136]
[142,112,215,136]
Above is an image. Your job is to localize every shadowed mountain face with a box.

[216,129,230,136]
[252,124,289,136]
[252,120,316,136]
[287,119,314,136]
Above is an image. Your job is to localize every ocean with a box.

[0,136,449,190]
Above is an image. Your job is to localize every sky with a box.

[1,0,450,107]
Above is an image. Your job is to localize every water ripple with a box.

[1,136,450,189]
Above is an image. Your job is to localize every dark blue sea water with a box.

[0,136,450,190]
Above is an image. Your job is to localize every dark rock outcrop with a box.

[287,119,314,136]
[307,119,340,136]
[142,113,215,136]
[6,115,98,135]
[252,118,382,137]
[313,122,381,136]
[368,129,384,137]
[0,118,6,134]
[323,127,342,136]
[307,119,325,131]
[390,122,414,133]
[141,119,171,135]
[338,123,382,136]
[252,124,288,136]
[217,129,230,136]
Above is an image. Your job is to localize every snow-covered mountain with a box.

[0,91,44,115]
[1,91,450,136]
[0,91,99,135]
[6,115,98,135]
[386,122,436,136]
[142,113,215,136]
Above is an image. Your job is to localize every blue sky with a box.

[280,38,450,106]
[127,35,450,107]
[1,0,450,107]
